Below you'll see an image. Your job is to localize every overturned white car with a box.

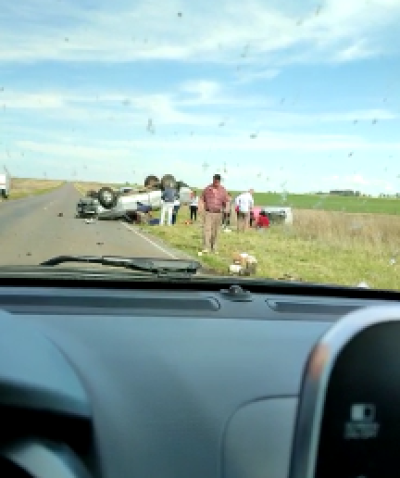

[76,174,193,220]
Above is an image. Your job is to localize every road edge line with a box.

[121,222,177,259]
[73,183,84,197]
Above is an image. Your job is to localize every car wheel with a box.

[144,175,160,188]
[98,187,118,209]
[176,180,189,190]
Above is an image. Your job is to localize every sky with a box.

[1,0,400,194]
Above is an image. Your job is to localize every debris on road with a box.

[278,273,303,282]
[57,212,63,217]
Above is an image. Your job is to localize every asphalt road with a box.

[0,183,183,267]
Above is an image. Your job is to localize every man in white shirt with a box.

[235,189,254,232]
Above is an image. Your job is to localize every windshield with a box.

[1,1,399,289]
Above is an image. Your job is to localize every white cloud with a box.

[234,69,281,84]
[15,141,132,161]
[3,84,397,134]
[0,91,65,109]
[332,40,378,63]
[180,81,221,100]
[345,174,370,185]
[0,0,399,65]
[13,129,400,158]
[318,109,398,122]
[0,88,222,126]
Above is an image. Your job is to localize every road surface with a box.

[0,183,183,266]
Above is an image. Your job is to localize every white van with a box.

[0,168,10,199]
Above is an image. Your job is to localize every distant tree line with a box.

[313,190,400,198]
[379,193,400,198]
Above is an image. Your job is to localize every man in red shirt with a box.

[198,174,229,253]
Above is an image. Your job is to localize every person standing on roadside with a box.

[160,184,178,226]
[235,189,254,232]
[198,174,229,254]
[189,191,199,222]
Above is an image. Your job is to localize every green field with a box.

[229,192,400,215]
[142,204,400,290]
[115,182,400,215]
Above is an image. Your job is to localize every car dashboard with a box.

[0,277,399,478]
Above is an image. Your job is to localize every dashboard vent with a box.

[0,294,220,314]
[266,299,363,315]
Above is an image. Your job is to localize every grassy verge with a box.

[142,206,400,290]
[8,179,65,200]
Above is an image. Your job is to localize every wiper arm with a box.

[40,255,201,277]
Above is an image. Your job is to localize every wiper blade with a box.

[40,255,201,276]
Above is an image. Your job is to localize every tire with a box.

[161,174,177,190]
[144,175,160,188]
[97,187,118,209]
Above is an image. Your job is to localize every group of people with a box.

[158,173,269,254]
[198,174,269,254]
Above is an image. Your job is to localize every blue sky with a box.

[1,0,400,194]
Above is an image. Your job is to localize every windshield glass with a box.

[1,1,399,289]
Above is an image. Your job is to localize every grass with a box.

[226,192,400,215]
[7,178,65,200]
[141,205,400,290]
[70,179,400,288]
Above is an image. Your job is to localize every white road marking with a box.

[121,222,177,259]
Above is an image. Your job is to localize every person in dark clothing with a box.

[160,186,178,225]
[172,198,180,225]
[190,206,197,222]
[250,210,255,227]
[189,191,199,222]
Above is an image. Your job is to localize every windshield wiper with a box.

[40,255,201,277]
